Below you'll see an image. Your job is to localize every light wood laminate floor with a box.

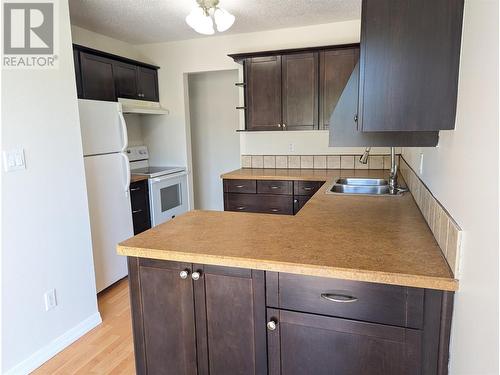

[33,278,135,374]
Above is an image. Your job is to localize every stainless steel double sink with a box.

[328,178,406,196]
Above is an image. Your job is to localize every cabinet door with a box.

[130,180,151,235]
[128,258,197,375]
[114,61,139,99]
[73,49,83,98]
[193,265,267,375]
[358,0,464,131]
[138,66,159,101]
[319,48,359,129]
[282,52,318,130]
[79,52,116,101]
[267,308,421,375]
[246,56,282,131]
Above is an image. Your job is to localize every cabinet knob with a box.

[282,123,287,129]
[354,114,358,122]
[191,271,201,281]
[267,320,278,331]
[179,270,189,279]
[277,124,282,128]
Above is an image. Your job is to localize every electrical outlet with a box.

[3,147,26,172]
[419,153,424,175]
[44,289,57,311]
[288,143,295,152]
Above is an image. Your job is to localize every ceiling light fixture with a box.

[186,0,235,35]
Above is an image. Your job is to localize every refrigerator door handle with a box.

[118,110,128,152]
[121,152,131,195]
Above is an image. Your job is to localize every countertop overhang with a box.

[118,168,458,291]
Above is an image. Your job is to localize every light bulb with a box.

[214,7,235,32]
[186,6,214,35]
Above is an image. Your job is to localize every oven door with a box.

[149,172,189,226]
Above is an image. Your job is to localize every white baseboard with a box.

[4,312,102,375]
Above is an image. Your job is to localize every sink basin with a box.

[331,184,391,195]
[336,178,388,186]
[328,177,406,196]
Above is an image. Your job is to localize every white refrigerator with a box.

[79,99,133,293]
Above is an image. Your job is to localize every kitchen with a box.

[1,1,498,375]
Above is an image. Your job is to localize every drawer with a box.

[257,180,292,195]
[224,179,257,194]
[225,193,293,215]
[294,180,324,196]
[268,273,424,329]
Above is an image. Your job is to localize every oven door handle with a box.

[151,172,187,183]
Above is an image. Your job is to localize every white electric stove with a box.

[127,146,188,226]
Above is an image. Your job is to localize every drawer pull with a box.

[236,206,247,210]
[235,185,245,188]
[321,293,358,303]
[270,208,280,212]
[270,186,281,189]
[303,187,313,191]
[130,187,141,192]
[132,209,143,214]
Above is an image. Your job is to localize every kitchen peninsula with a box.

[118,168,457,375]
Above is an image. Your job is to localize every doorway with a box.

[188,70,240,210]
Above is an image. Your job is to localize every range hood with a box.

[329,63,439,147]
[118,98,169,115]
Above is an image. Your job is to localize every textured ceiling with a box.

[69,0,361,44]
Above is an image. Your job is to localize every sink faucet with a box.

[389,147,407,194]
[389,147,398,190]
[359,147,371,164]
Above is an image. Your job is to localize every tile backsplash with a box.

[241,154,395,170]
[400,158,462,277]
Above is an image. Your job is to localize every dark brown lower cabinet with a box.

[128,258,453,375]
[128,259,197,375]
[128,258,267,375]
[192,265,267,375]
[267,308,421,375]
[224,179,325,216]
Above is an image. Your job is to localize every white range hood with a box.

[118,98,169,115]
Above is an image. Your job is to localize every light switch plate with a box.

[44,289,57,311]
[3,147,26,172]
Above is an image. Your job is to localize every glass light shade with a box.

[213,7,235,32]
[186,7,215,35]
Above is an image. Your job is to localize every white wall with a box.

[71,25,145,62]
[402,1,499,374]
[2,2,101,373]
[188,70,240,210]
[135,20,362,170]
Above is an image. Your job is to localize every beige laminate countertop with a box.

[118,168,457,291]
[131,174,149,183]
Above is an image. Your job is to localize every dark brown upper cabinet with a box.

[80,52,116,102]
[246,56,283,131]
[358,0,464,131]
[282,53,319,130]
[231,44,359,132]
[319,48,359,130]
[137,67,159,102]
[113,61,139,100]
[74,44,160,103]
